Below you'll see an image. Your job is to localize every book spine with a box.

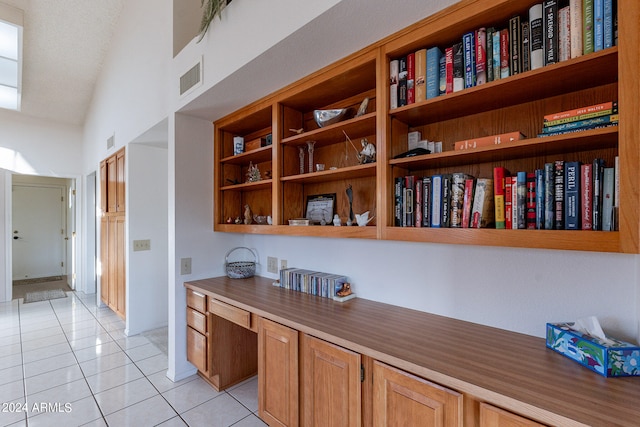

[530,3,545,70]
[471,179,491,228]
[493,167,507,229]
[581,163,593,230]
[544,103,617,125]
[404,175,415,227]
[614,155,619,230]
[500,29,510,78]
[543,100,615,122]
[544,163,555,229]
[450,174,469,228]
[509,16,522,75]
[414,49,427,103]
[505,176,513,229]
[415,175,422,227]
[492,29,502,80]
[559,6,571,61]
[603,0,614,48]
[398,56,408,107]
[602,167,614,230]
[455,131,524,150]
[462,178,476,228]
[389,59,399,110]
[486,28,495,82]
[584,0,594,54]
[594,0,604,51]
[511,173,519,228]
[476,28,487,85]
[406,52,415,104]
[439,54,446,96]
[426,47,442,99]
[542,114,618,133]
[570,0,584,58]
[526,172,537,229]
[543,0,559,65]
[452,42,464,92]
[445,47,454,94]
[430,175,442,228]
[394,176,403,226]
[516,171,527,229]
[554,160,565,229]
[521,21,531,72]
[537,122,617,137]
[463,32,476,88]
[592,158,604,230]
[535,169,545,229]
[422,177,432,227]
[441,174,452,228]
[564,161,581,229]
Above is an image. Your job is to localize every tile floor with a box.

[0,291,267,427]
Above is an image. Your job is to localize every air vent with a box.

[180,60,202,96]
[107,134,115,149]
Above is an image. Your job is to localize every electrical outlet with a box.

[133,239,151,251]
[180,257,192,275]
[280,259,287,270]
[267,256,278,274]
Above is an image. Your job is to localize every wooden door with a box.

[187,326,208,373]
[116,149,125,212]
[301,334,361,427]
[258,317,299,427]
[479,403,547,427]
[107,215,118,309]
[99,160,107,214]
[107,156,117,212]
[373,361,462,427]
[100,216,109,304]
[115,214,126,316]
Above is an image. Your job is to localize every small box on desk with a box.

[546,322,640,377]
[245,137,267,152]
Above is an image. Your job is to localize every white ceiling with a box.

[2,0,124,126]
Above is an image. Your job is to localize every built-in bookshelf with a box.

[213,0,639,254]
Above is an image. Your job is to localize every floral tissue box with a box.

[546,322,640,377]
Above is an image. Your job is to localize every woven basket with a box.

[225,247,257,279]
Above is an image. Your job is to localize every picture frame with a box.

[305,193,336,225]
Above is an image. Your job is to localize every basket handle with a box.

[225,247,258,264]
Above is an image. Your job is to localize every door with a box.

[12,184,66,280]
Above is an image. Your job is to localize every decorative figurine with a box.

[357,138,376,164]
[333,214,342,226]
[335,282,352,297]
[289,128,304,135]
[234,216,242,224]
[299,146,305,174]
[355,211,374,226]
[306,140,316,173]
[244,204,252,225]
[356,97,369,117]
[227,217,233,224]
[346,184,354,225]
[246,162,261,183]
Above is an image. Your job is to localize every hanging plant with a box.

[197,0,230,43]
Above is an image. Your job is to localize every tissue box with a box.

[546,322,640,377]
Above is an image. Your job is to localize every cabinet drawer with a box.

[186,326,207,374]
[186,288,207,313]
[209,298,251,329]
[187,307,207,334]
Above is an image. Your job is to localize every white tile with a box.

[0,352,24,371]
[25,378,92,413]
[0,365,24,386]
[125,343,163,362]
[0,327,21,339]
[62,318,100,333]
[68,333,113,351]
[20,333,68,352]
[0,379,25,402]
[161,377,222,414]
[146,371,198,393]
[155,416,188,427]
[0,397,27,426]
[23,352,78,378]
[113,334,151,351]
[85,363,144,394]
[19,325,64,342]
[79,417,108,426]
[0,334,21,347]
[21,342,71,364]
[134,353,167,376]
[180,394,252,426]
[18,314,58,328]
[227,376,259,412]
[0,343,21,358]
[73,340,122,363]
[104,395,178,427]
[94,377,158,415]
[79,350,132,377]
[233,414,269,427]
[24,364,83,395]
[27,395,103,427]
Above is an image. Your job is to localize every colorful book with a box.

[592,158,605,230]
[492,29,502,80]
[526,172,537,229]
[543,0,559,65]
[554,160,565,229]
[594,0,604,52]
[509,16,522,75]
[541,114,618,134]
[486,28,495,82]
[603,0,614,48]
[535,169,545,229]
[493,167,508,229]
[454,131,525,150]
[414,48,427,103]
[445,46,454,93]
[452,42,464,92]
[398,56,408,107]
[583,0,594,55]
[450,173,472,228]
[406,52,415,104]
[471,178,495,228]
[441,174,452,228]
[516,171,527,229]
[426,47,443,99]
[559,5,571,61]
[581,163,593,230]
[543,101,616,122]
[439,54,447,95]
[602,167,614,230]
[390,59,399,110]
[529,3,545,70]
[564,161,581,230]
[462,177,476,228]
[500,28,510,78]
[505,176,513,229]
[570,0,584,58]
[511,172,519,228]
[430,175,443,228]
[422,176,432,227]
[544,163,555,229]
[415,175,422,227]
[463,32,476,88]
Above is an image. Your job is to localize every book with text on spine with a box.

[544,163,555,229]
[544,101,617,123]
[414,48,427,103]
[471,178,495,228]
[475,28,487,85]
[526,172,537,229]
[450,173,473,228]
[427,47,443,99]
[529,3,544,69]
[462,177,476,228]
[493,167,508,229]
[581,163,592,230]
[454,131,525,150]
[564,161,581,230]
[554,160,565,230]
[505,176,513,229]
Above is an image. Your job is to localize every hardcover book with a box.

[492,29,502,80]
[452,42,464,92]
[526,172,537,229]
[542,114,618,134]
[602,167,614,231]
[445,47,454,93]
[462,177,476,228]
[544,162,555,229]
[390,59,399,109]
[414,48,427,103]
[535,169,545,229]
[521,21,531,72]
[516,171,527,229]
[564,161,581,230]
[511,172,519,228]
[403,175,416,227]
[430,175,443,228]
[471,178,495,228]
[426,46,443,99]
[454,131,525,150]
[570,0,584,58]
[493,167,508,229]
[415,175,423,227]
[529,3,545,70]
[475,28,487,85]
[543,0,559,65]
[509,16,522,75]
[592,158,605,230]
[486,28,495,82]
[439,54,447,95]
[505,176,513,229]
[441,174,452,228]
[543,101,616,122]
[500,28,510,78]
[559,6,571,61]
[463,32,476,88]
[594,0,604,51]
[422,176,432,227]
[581,163,593,230]
[584,0,594,54]
[554,160,565,230]
[603,0,614,48]
[398,56,408,107]
[450,173,473,228]
[394,176,403,226]
[407,52,415,104]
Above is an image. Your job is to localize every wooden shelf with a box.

[282,163,376,184]
[215,224,377,239]
[221,145,272,165]
[220,179,272,192]
[281,113,377,148]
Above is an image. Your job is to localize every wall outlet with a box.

[180,257,192,275]
[267,256,278,274]
[280,259,287,270]
[133,239,151,251]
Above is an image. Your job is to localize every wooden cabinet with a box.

[258,317,299,427]
[212,0,640,254]
[99,148,126,318]
[479,403,547,427]
[300,334,361,427]
[186,289,208,375]
[373,361,462,427]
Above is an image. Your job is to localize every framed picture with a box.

[305,193,336,225]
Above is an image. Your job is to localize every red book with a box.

[406,52,415,105]
[505,176,513,229]
[445,47,454,94]
[526,172,537,229]
[581,163,593,230]
[493,167,508,229]
[462,178,475,228]
[475,28,487,85]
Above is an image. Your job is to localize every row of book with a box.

[390,0,617,109]
[277,268,352,300]
[395,157,618,231]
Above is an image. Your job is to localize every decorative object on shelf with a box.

[234,216,241,224]
[356,138,376,164]
[346,184,354,226]
[315,163,325,171]
[197,0,231,43]
[253,215,268,225]
[335,282,352,297]
[246,162,261,182]
[305,193,336,225]
[306,140,316,173]
[233,135,244,155]
[226,178,240,185]
[224,246,257,279]
[244,204,252,225]
[288,218,310,226]
[298,146,305,174]
[355,211,374,226]
[356,97,369,117]
[289,127,304,135]
[226,217,233,223]
[313,108,349,128]
[333,214,342,226]
[267,215,273,225]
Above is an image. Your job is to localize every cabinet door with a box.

[115,149,125,212]
[115,214,126,316]
[107,216,118,309]
[479,403,547,427]
[100,216,109,304]
[186,326,208,373]
[373,361,462,427]
[107,156,117,212]
[258,317,299,427]
[99,160,107,214]
[300,334,361,427]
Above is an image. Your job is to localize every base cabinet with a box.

[479,403,547,427]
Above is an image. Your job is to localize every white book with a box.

[570,0,583,58]
[529,3,544,70]
[430,175,442,228]
[559,6,571,61]
[390,59,399,109]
